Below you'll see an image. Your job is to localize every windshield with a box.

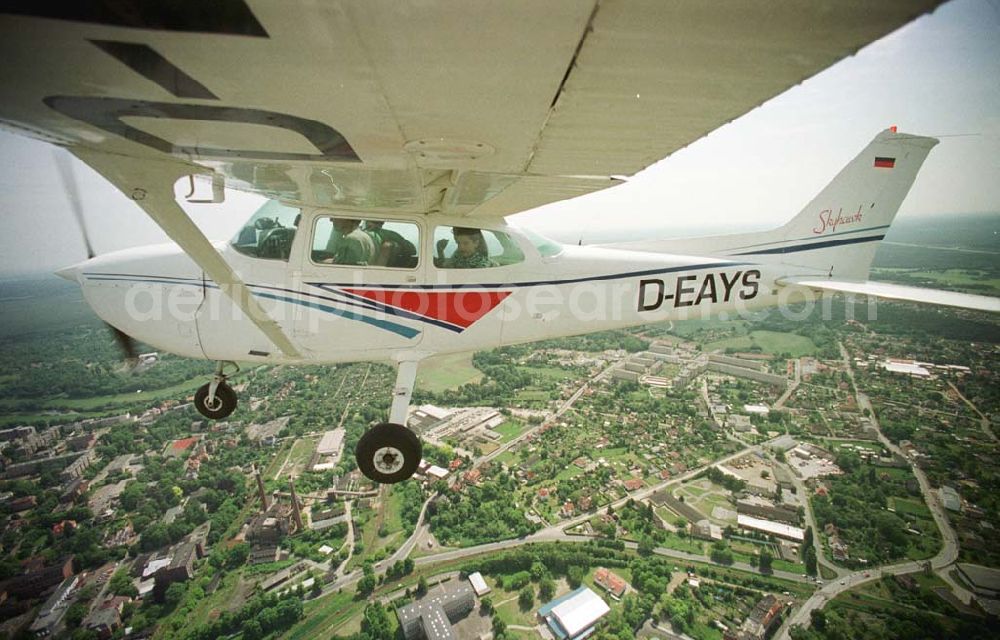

[229,200,301,261]
[517,226,563,257]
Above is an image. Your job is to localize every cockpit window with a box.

[229,200,301,261]
[518,226,564,257]
[311,217,420,268]
[433,226,525,269]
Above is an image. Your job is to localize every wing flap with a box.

[783,278,1000,314]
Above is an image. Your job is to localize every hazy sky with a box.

[1,0,998,276]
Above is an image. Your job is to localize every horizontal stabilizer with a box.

[780,279,1000,314]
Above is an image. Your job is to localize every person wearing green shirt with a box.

[363,220,417,267]
[324,218,375,266]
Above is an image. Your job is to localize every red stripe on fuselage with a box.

[341,288,511,329]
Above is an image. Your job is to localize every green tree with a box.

[539,577,555,602]
[164,581,186,608]
[361,602,393,640]
[518,585,534,611]
[638,536,655,556]
[567,565,586,589]
[65,602,87,627]
[759,550,773,573]
[804,546,818,576]
[109,568,138,597]
[358,564,377,597]
[480,596,494,614]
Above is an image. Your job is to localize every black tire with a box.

[356,422,421,484]
[194,382,237,420]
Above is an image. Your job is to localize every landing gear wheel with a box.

[194,382,237,420]
[356,422,421,484]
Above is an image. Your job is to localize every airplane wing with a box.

[780,278,1000,314]
[0,0,943,219]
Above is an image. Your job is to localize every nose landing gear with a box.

[194,361,239,420]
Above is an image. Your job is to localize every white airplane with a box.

[1,2,995,483]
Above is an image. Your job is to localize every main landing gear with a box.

[195,361,238,420]
[356,360,423,484]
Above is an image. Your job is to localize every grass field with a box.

[704,330,818,357]
[284,590,363,640]
[888,496,931,517]
[0,375,208,412]
[415,352,482,392]
[283,437,318,478]
[493,420,527,443]
[872,267,1000,296]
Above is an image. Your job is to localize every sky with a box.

[0,0,998,276]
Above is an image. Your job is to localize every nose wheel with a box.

[194,361,238,420]
[356,423,422,484]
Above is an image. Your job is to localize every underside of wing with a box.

[783,279,1000,314]
[0,0,942,217]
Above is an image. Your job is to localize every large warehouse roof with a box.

[545,587,610,639]
[737,514,805,541]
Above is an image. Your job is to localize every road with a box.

[377,493,435,571]
[332,500,354,579]
[946,380,996,443]
[782,461,847,580]
[554,441,758,532]
[411,530,813,584]
[776,343,966,638]
[319,438,779,599]
[475,357,621,468]
[773,358,801,409]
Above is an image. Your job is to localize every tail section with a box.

[742,128,938,280]
[611,128,939,281]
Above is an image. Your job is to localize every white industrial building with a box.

[467,571,491,596]
[737,513,805,542]
[882,360,931,378]
[317,428,345,456]
[539,586,610,639]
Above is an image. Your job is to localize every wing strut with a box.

[71,147,302,358]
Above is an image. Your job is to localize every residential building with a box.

[396,582,475,640]
[594,567,627,600]
[724,594,784,640]
[28,576,78,637]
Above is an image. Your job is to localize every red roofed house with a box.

[463,469,481,484]
[561,501,575,518]
[624,479,644,491]
[165,437,199,457]
[449,459,464,471]
[52,520,77,536]
[594,567,628,600]
[578,495,593,511]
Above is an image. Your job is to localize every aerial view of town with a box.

[0,215,997,640]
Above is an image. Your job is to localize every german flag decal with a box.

[874,157,896,169]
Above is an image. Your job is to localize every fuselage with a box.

[59,209,793,366]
